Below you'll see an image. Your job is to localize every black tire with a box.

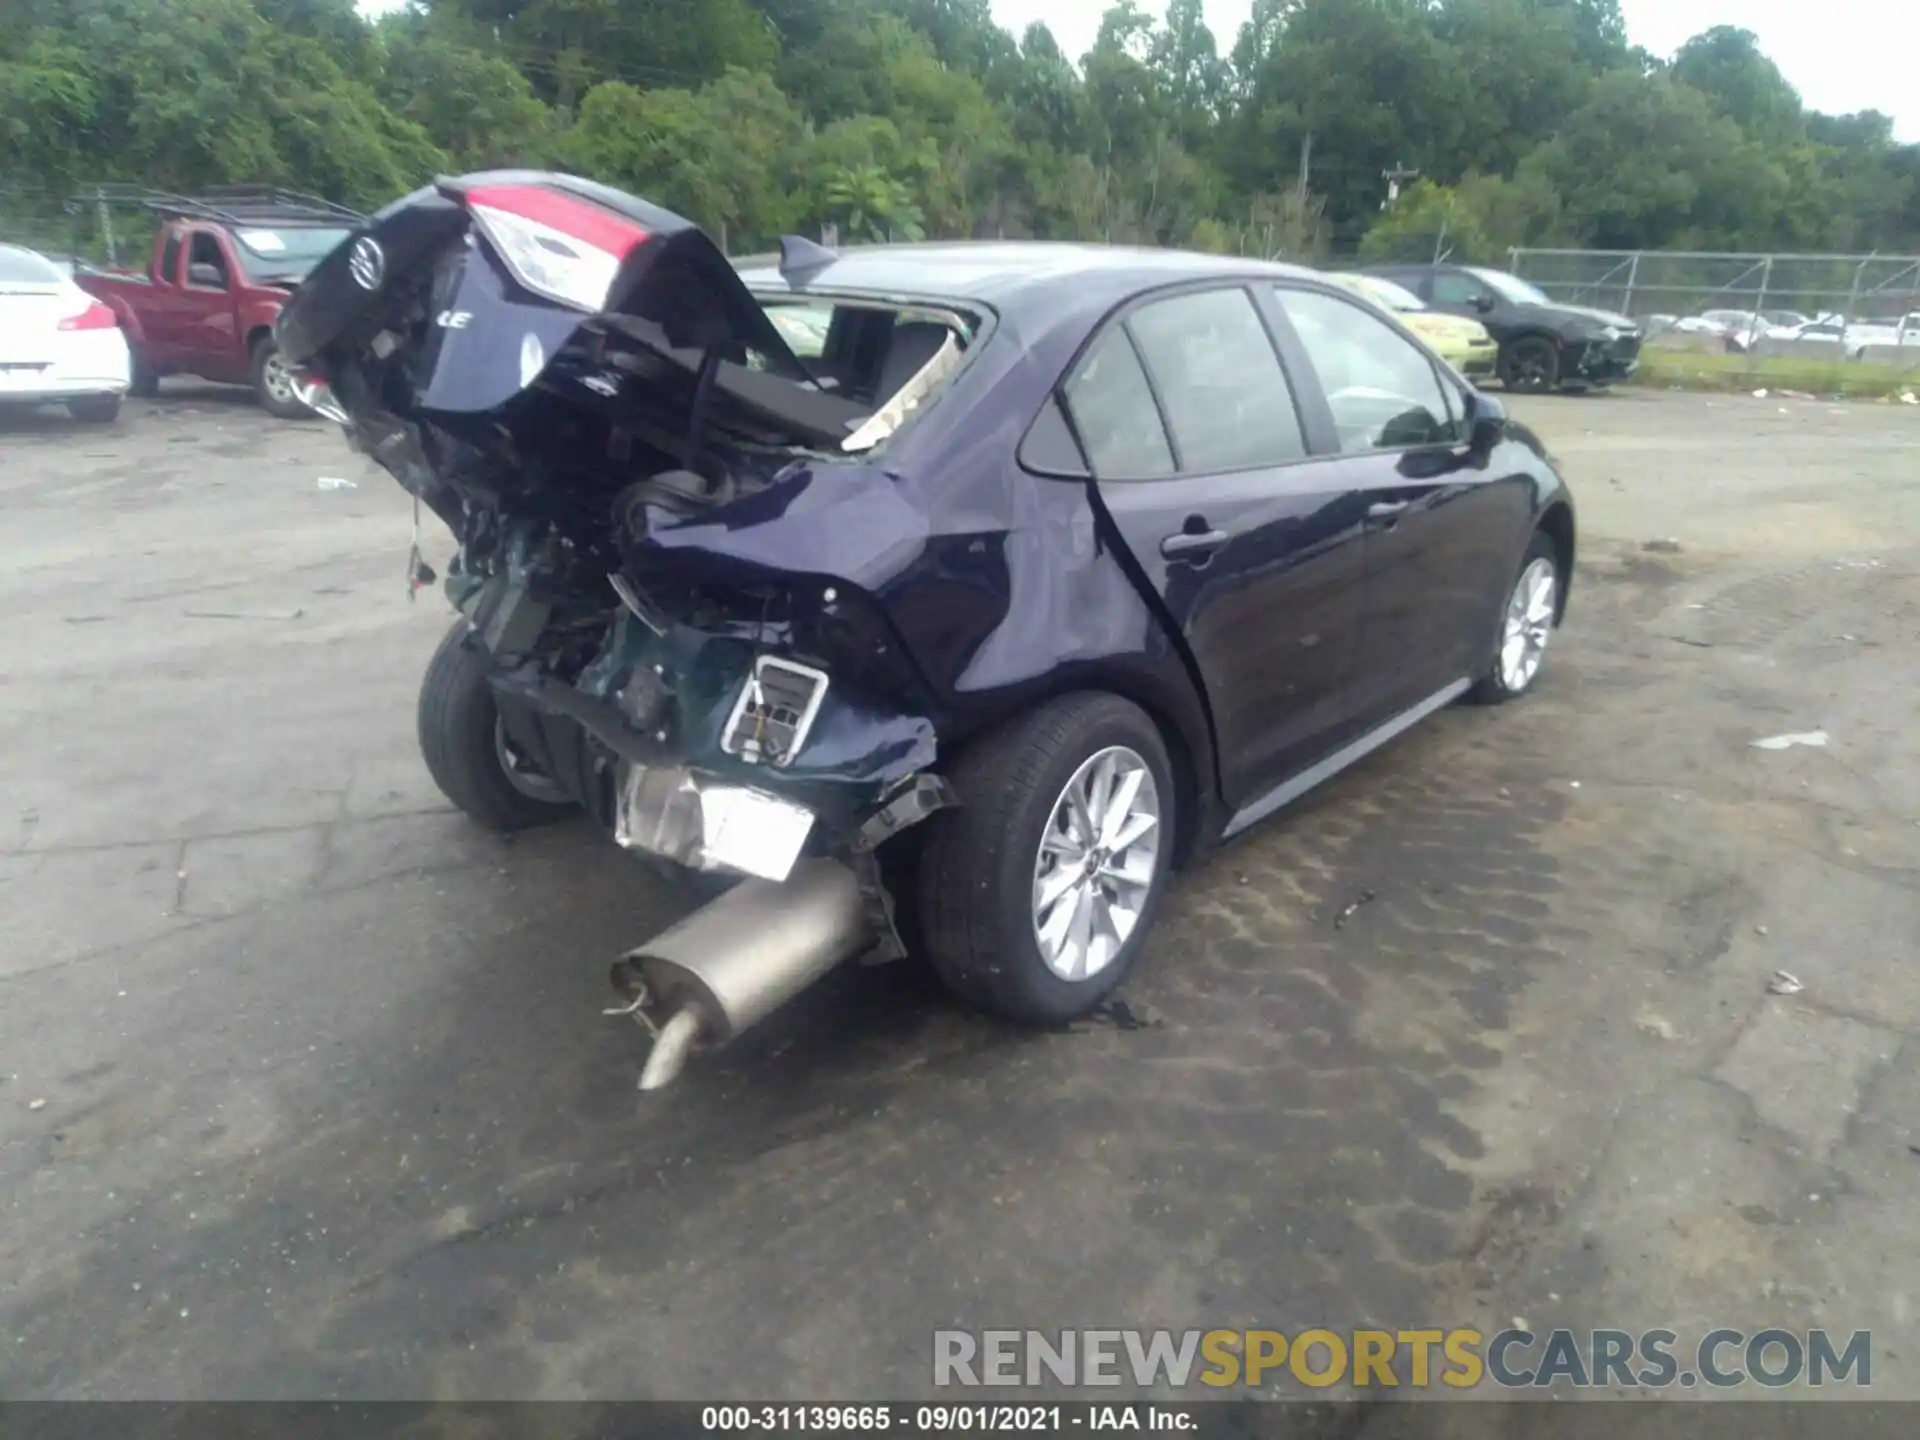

[917,692,1176,1026]
[417,622,575,832]
[66,393,122,423]
[249,334,312,420]
[1500,335,1560,394]
[128,351,160,399]
[1468,531,1560,705]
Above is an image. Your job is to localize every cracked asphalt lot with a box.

[2,386,1917,1404]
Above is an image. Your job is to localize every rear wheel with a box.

[918,693,1175,1025]
[250,335,311,420]
[67,394,122,423]
[417,622,575,832]
[1501,336,1560,394]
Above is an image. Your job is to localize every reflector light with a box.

[59,301,118,331]
[465,184,648,313]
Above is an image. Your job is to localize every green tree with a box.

[820,162,925,241]
[1671,26,1804,145]
[376,13,552,169]
[1359,180,1491,263]
[558,67,807,249]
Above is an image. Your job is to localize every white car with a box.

[1774,314,1920,360]
[0,243,131,422]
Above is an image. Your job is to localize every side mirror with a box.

[188,262,225,288]
[1465,391,1507,457]
[1473,292,1497,314]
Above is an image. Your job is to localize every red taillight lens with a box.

[464,184,649,313]
[59,300,118,331]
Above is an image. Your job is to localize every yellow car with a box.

[1325,271,1499,380]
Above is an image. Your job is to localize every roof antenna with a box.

[778,235,838,288]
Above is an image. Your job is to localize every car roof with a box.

[734,240,1319,305]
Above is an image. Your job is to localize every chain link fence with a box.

[1508,248,1920,325]
[1509,248,1920,370]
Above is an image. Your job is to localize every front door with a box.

[1270,284,1535,720]
[1063,284,1369,807]
[182,229,243,381]
[139,227,201,367]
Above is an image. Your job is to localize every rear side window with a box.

[1125,288,1307,471]
[159,233,181,284]
[1063,328,1174,480]
[764,301,832,358]
[0,246,62,284]
[1018,396,1090,477]
[1275,287,1461,453]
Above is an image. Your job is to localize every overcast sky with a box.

[989,0,1918,140]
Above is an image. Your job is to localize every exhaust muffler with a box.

[610,859,872,1089]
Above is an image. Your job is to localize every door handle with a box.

[1161,527,1229,558]
[1367,500,1411,526]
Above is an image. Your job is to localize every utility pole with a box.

[95,188,117,267]
[1381,163,1419,210]
[1295,132,1313,198]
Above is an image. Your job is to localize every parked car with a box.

[1691,309,1776,351]
[0,242,130,422]
[1844,313,1920,351]
[75,187,362,417]
[1324,270,1499,379]
[277,174,1576,1088]
[1772,313,1920,359]
[1361,262,1641,393]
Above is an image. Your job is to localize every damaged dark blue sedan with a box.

[275,173,1575,1088]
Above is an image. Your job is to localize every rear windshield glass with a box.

[232,227,352,280]
[0,246,64,285]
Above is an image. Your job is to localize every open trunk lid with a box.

[276,172,873,450]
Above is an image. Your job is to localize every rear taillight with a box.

[465,184,648,314]
[59,301,118,331]
[290,366,347,424]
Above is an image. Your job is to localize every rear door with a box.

[1271,284,1535,720]
[1062,283,1370,806]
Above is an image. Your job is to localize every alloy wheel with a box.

[1031,745,1162,981]
[261,351,297,405]
[493,718,570,803]
[1510,344,1555,392]
[1498,557,1557,692]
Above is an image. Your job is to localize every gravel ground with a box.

[0,384,1915,1407]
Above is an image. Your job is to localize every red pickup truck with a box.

[76,188,361,418]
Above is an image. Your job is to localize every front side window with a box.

[1062,327,1175,480]
[1468,267,1552,306]
[187,232,229,289]
[1275,287,1461,453]
[1125,287,1307,472]
[1431,271,1489,307]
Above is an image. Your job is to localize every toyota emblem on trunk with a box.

[348,236,385,291]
